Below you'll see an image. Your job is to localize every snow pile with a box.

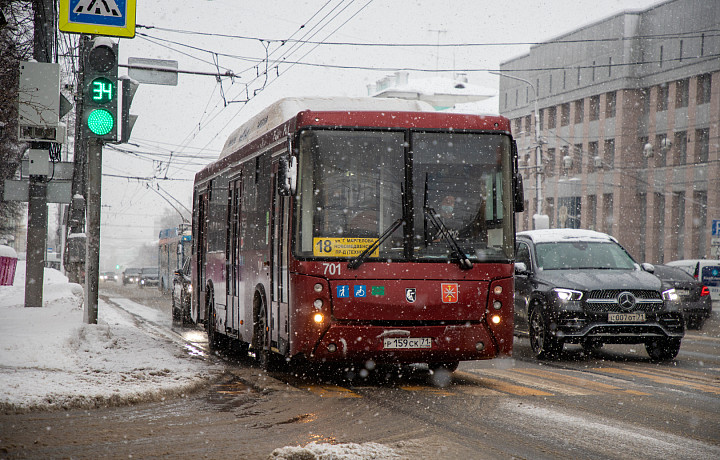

[269,441,401,459]
[0,262,223,412]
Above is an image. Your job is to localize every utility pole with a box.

[24,0,55,307]
[491,71,545,228]
[84,138,102,324]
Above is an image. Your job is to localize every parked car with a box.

[138,267,160,288]
[100,271,118,282]
[651,264,712,329]
[172,257,192,326]
[665,259,720,302]
[514,229,684,361]
[123,268,141,285]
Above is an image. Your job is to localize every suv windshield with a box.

[293,129,514,262]
[535,241,637,270]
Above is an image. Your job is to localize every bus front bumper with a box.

[307,323,505,364]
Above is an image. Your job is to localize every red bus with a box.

[191,97,524,372]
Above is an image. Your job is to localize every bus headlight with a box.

[313,299,323,309]
[314,283,323,293]
[313,313,324,323]
[491,314,501,324]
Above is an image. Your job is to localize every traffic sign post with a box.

[58,0,137,38]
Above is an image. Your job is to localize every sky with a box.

[0,260,427,458]
[87,0,664,269]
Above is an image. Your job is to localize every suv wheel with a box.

[529,304,563,359]
[645,338,681,361]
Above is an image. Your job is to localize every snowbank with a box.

[0,262,223,412]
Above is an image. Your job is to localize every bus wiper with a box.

[424,206,473,270]
[347,218,404,270]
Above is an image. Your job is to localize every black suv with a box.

[514,229,684,361]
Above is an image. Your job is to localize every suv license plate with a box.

[608,312,645,323]
[383,337,432,349]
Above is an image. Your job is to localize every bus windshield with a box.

[293,129,513,262]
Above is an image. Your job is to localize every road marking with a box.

[461,370,553,396]
[400,386,454,396]
[297,385,362,398]
[592,367,720,394]
[513,368,651,396]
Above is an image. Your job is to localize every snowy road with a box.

[2,278,719,459]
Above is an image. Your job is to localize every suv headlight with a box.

[662,288,678,302]
[553,288,584,301]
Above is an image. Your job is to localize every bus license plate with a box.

[608,312,645,323]
[383,337,432,349]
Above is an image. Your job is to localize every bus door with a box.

[271,161,290,354]
[196,190,209,322]
[226,178,242,335]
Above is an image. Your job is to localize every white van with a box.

[666,259,720,301]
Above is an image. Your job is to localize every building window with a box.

[673,192,685,259]
[639,136,649,169]
[561,145,570,173]
[693,191,707,257]
[561,103,570,126]
[589,95,600,121]
[640,88,650,117]
[549,74,553,94]
[656,133,668,167]
[573,144,583,174]
[545,147,556,176]
[655,192,665,263]
[586,195,597,231]
[603,193,614,234]
[673,131,687,165]
[574,99,584,124]
[603,138,615,167]
[588,141,599,172]
[695,128,709,163]
[697,74,711,105]
[608,57,612,77]
[679,40,684,62]
[558,197,581,229]
[525,115,532,135]
[605,91,616,118]
[563,70,567,89]
[547,106,557,129]
[515,88,519,107]
[637,193,647,262]
[592,61,596,81]
[675,79,689,109]
[659,45,664,68]
[504,92,508,109]
[657,84,668,112]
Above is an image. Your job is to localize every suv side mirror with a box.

[641,262,655,273]
[515,262,530,275]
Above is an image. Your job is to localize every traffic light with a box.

[119,75,139,143]
[82,37,118,141]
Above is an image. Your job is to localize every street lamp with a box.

[491,72,544,228]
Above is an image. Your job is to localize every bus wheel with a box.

[206,290,220,351]
[253,293,281,370]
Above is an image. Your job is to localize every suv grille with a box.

[585,289,664,312]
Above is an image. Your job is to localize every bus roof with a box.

[219,97,436,159]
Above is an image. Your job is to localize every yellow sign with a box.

[313,238,380,258]
[59,0,137,38]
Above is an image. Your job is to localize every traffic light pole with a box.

[84,138,102,325]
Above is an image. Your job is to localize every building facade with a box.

[499,0,720,263]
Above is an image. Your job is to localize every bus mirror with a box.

[513,173,525,213]
[279,155,297,196]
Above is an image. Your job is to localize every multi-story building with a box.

[499,0,719,263]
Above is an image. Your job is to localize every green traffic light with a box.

[87,109,114,136]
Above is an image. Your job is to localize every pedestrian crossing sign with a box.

[59,0,136,38]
